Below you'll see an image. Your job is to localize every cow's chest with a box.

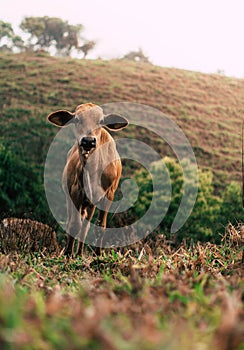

[77,166,106,206]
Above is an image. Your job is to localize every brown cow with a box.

[48,103,128,256]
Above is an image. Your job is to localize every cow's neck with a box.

[79,141,119,205]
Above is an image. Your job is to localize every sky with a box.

[1,0,244,78]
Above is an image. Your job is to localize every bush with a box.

[127,157,224,243]
[219,181,243,228]
[180,169,222,241]
[0,142,48,221]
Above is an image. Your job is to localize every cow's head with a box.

[48,103,128,158]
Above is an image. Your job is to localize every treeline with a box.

[0,18,151,62]
[0,17,95,58]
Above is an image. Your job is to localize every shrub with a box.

[127,157,222,242]
[0,142,48,221]
[219,181,243,228]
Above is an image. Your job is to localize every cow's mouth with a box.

[80,147,97,160]
[79,136,96,160]
[82,150,90,159]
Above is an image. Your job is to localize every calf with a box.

[48,103,128,255]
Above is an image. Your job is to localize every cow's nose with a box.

[80,137,96,151]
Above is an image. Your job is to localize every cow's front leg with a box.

[64,235,75,257]
[64,193,82,257]
[76,204,96,256]
[95,210,109,256]
[95,191,114,255]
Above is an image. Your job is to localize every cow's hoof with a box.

[94,246,102,256]
[63,249,73,258]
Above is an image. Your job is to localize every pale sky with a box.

[1,0,244,77]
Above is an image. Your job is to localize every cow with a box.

[48,103,129,256]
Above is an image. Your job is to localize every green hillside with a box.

[0,53,243,350]
[0,52,243,188]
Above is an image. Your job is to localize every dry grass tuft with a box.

[0,217,59,254]
[222,222,244,263]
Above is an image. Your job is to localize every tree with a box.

[0,20,24,52]
[122,48,151,63]
[20,16,95,57]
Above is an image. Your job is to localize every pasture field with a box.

[0,52,243,349]
[0,226,243,350]
[0,52,243,187]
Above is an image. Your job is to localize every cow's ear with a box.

[48,110,74,127]
[102,113,129,130]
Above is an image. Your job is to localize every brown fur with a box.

[48,103,128,256]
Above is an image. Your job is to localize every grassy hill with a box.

[0,52,243,189]
[0,53,243,350]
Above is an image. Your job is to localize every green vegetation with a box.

[0,52,243,349]
[0,52,243,240]
[0,143,46,219]
[126,157,243,242]
[0,51,242,182]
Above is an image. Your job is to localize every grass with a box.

[0,227,243,350]
[0,52,243,187]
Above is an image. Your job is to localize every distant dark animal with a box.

[48,103,129,256]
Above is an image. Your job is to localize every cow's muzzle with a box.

[79,137,96,151]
